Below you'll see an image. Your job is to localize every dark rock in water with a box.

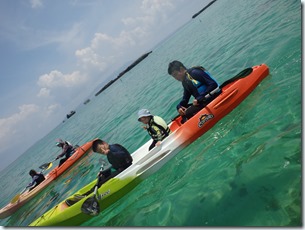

[244,142,252,149]
[192,0,217,19]
[238,187,248,197]
[200,196,206,203]
[83,99,90,105]
[229,181,237,189]
[66,110,76,119]
[235,160,244,176]
[265,197,280,211]
[95,51,152,96]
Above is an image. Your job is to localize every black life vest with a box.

[35,173,45,186]
[64,141,75,158]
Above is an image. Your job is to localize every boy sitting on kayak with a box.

[65,139,132,206]
[27,169,45,191]
[168,60,221,123]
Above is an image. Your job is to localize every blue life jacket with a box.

[186,66,220,94]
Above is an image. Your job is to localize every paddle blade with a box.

[45,162,53,170]
[10,187,28,203]
[81,196,100,216]
[39,162,52,170]
[10,194,21,204]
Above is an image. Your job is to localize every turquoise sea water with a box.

[0,0,301,227]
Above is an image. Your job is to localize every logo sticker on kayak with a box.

[98,189,110,199]
[198,114,214,128]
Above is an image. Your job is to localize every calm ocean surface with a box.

[0,0,301,227]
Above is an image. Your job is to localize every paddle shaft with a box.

[80,164,105,215]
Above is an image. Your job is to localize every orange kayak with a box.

[0,140,94,219]
[169,64,269,142]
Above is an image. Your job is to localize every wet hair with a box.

[92,139,105,152]
[168,60,186,75]
[29,169,37,177]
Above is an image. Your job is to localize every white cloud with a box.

[1,21,84,51]
[30,0,43,9]
[0,104,39,140]
[36,70,90,111]
[46,104,61,116]
[75,32,126,72]
[0,103,62,170]
[75,0,176,72]
[141,0,174,16]
[37,87,50,97]
[75,40,108,72]
[121,17,136,27]
[37,70,87,89]
[0,103,60,144]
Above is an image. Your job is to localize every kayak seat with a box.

[74,194,86,199]
[65,194,86,207]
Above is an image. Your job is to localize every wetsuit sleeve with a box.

[177,82,192,109]
[56,144,69,158]
[27,175,39,187]
[190,68,218,102]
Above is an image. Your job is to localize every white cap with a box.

[137,109,152,121]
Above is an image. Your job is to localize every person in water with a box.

[27,169,45,191]
[137,109,171,150]
[55,139,76,167]
[65,139,132,206]
[167,60,221,122]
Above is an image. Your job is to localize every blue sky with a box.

[0,0,211,171]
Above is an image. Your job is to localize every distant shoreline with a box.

[95,51,153,96]
[192,0,217,19]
